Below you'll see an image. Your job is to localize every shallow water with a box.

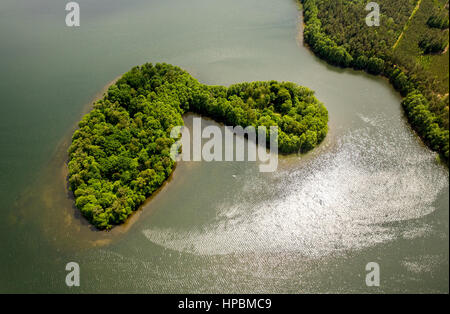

[0,0,448,293]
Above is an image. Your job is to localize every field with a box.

[394,0,449,95]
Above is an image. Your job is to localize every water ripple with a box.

[143,114,448,257]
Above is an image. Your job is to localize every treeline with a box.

[302,0,353,68]
[402,91,449,159]
[68,63,328,229]
[419,35,448,54]
[301,0,449,164]
[421,6,449,53]
[195,82,328,154]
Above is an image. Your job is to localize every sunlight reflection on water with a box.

[143,112,448,257]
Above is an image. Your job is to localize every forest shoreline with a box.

[298,0,449,165]
[67,63,329,230]
[59,74,179,236]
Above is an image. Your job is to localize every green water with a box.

[0,0,448,293]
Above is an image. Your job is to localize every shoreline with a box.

[297,0,448,166]
[66,63,329,231]
[11,75,127,250]
[25,65,328,244]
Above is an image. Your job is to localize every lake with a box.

[0,0,448,293]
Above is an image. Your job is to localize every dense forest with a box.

[301,0,449,163]
[68,63,328,229]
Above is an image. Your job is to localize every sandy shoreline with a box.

[55,73,186,243]
[13,75,129,250]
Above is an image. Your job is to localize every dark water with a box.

[0,0,448,293]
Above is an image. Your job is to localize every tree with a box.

[68,63,329,229]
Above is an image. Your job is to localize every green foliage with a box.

[367,57,385,75]
[419,35,449,54]
[402,91,449,160]
[427,14,449,29]
[68,63,328,229]
[301,0,449,164]
[389,67,414,96]
[354,55,369,70]
[303,0,353,68]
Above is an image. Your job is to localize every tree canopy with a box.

[68,63,328,229]
[301,0,449,164]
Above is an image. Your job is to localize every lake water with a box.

[0,0,448,293]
